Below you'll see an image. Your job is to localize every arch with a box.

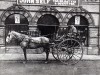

[31,6,63,26]
[63,7,93,46]
[37,14,59,38]
[0,5,32,46]
[5,13,29,46]
[5,14,29,24]
[63,7,94,26]
[67,15,89,46]
[5,13,29,33]
[0,4,32,25]
[67,15,89,25]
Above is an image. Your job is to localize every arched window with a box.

[37,14,59,38]
[5,13,29,46]
[68,15,89,46]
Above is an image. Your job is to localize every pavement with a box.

[0,53,100,61]
[0,56,100,75]
[1,53,100,75]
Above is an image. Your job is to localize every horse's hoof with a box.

[23,61,27,64]
[45,61,48,64]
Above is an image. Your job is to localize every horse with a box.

[6,31,50,63]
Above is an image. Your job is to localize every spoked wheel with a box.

[52,48,58,60]
[57,39,83,65]
[51,39,62,60]
[51,42,60,60]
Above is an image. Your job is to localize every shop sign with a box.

[17,0,78,6]
[15,14,20,24]
[75,16,80,25]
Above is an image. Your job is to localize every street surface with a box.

[0,60,100,75]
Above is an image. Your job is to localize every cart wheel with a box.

[57,39,83,65]
[52,45,59,60]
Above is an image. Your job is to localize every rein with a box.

[41,33,54,37]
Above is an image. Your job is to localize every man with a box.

[68,25,77,38]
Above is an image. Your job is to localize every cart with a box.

[51,33,83,65]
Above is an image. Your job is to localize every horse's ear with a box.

[8,31,12,34]
[8,31,11,33]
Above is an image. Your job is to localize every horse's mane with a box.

[11,31,21,35]
[10,31,29,40]
[11,31,27,36]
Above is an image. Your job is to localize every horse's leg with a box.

[20,41,28,64]
[45,44,50,63]
[22,47,27,64]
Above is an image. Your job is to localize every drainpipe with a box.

[78,0,80,7]
[98,0,100,54]
[16,0,18,4]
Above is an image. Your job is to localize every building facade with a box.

[0,0,99,54]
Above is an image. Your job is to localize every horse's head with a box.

[6,31,15,43]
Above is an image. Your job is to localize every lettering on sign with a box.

[17,0,78,6]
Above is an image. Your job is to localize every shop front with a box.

[0,0,99,54]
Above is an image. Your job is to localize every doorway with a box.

[37,14,59,38]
